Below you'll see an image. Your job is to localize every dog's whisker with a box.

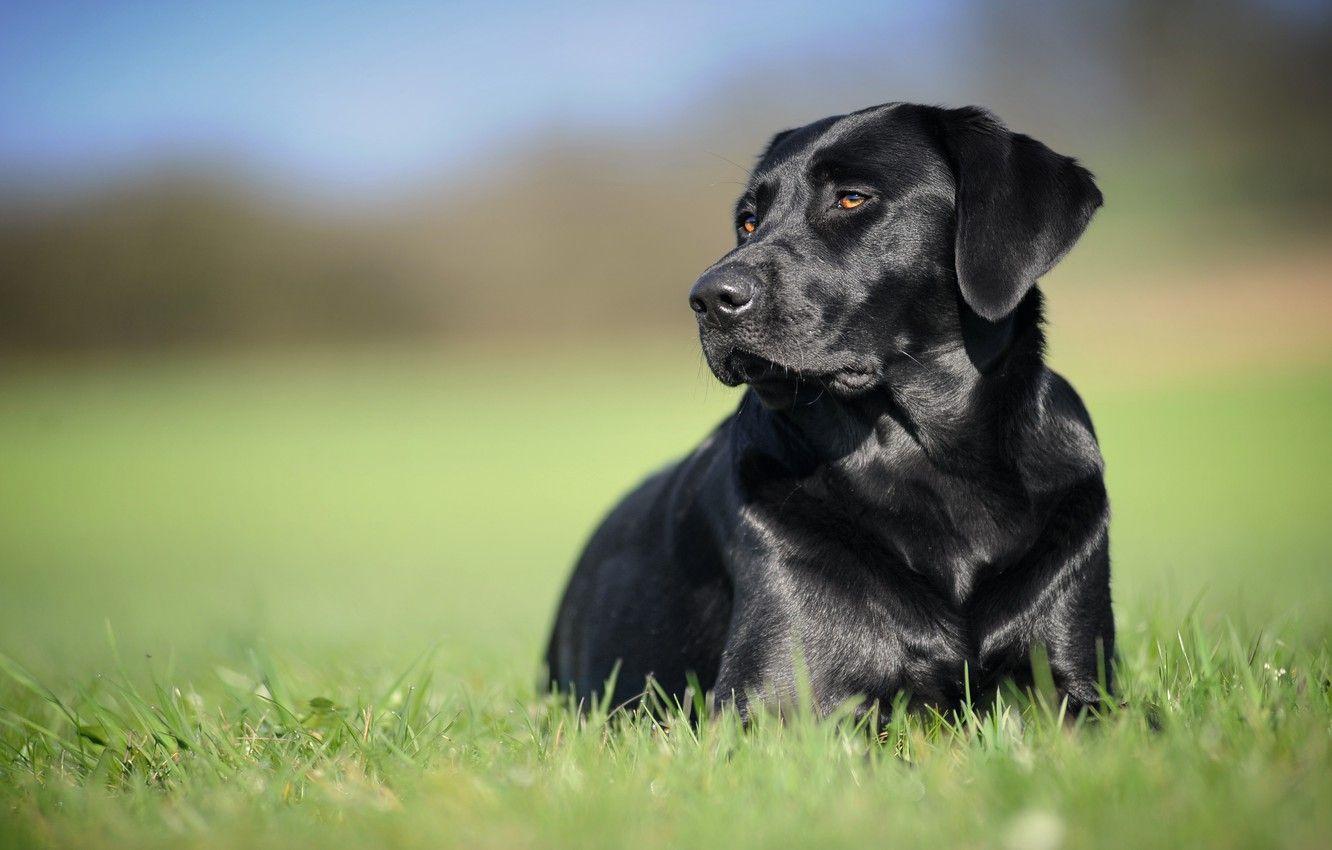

[704,150,755,179]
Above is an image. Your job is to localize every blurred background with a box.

[1,2,1328,678]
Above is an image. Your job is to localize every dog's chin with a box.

[701,356,744,388]
[702,345,879,407]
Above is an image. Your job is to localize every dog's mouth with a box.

[718,349,878,404]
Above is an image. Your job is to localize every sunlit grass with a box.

[1,614,1328,850]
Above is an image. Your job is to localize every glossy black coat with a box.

[546,103,1114,715]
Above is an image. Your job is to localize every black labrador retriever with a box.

[546,102,1113,716]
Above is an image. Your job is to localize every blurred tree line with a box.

[1,0,1327,353]
[0,150,737,351]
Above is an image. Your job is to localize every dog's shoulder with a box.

[1042,369,1099,440]
[1017,368,1105,492]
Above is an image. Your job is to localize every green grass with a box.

[1,341,1330,849]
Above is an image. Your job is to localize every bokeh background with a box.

[1,2,1329,679]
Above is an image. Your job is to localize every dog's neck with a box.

[738,291,1047,480]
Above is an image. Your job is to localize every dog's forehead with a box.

[750,103,926,184]
[740,105,948,205]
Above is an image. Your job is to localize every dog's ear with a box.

[934,107,1102,321]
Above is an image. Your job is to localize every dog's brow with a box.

[735,180,774,217]
[732,197,751,221]
[803,157,866,190]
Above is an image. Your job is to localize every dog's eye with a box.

[739,214,757,234]
[837,192,868,210]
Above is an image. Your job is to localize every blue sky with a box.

[8,1,1321,195]
[0,1,970,192]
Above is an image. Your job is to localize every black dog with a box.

[546,102,1113,716]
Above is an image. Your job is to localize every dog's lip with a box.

[728,349,875,391]
[827,370,876,390]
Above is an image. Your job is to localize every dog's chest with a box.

[734,424,1044,701]
[790,452,1021,603]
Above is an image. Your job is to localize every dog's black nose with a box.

[689,270,754,322]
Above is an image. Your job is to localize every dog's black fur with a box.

[546,102,1113,716]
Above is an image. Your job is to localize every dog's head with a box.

[690,103,1102,406]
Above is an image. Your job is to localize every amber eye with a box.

[837,192,867,209]
[740,214,757,234]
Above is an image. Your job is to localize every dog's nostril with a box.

[717,285,751,310]
[689,295,707,314]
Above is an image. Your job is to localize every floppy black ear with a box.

[935,107,1102,321]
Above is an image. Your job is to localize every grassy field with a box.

[1,309,1330,847]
